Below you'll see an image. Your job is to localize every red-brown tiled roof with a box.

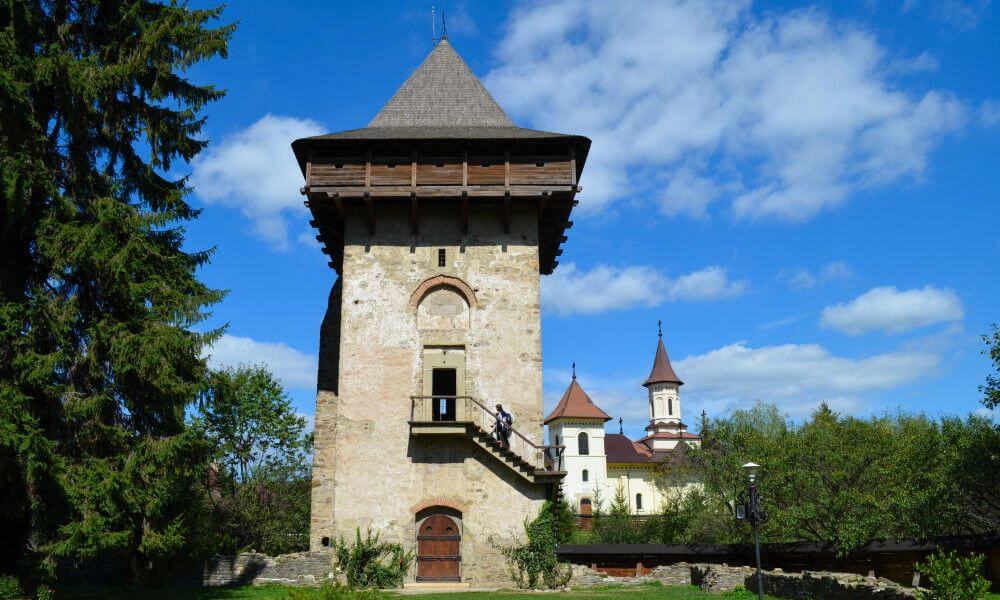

[638,431,701,443]
[605,433,655,463]
[543,378,613,425]
[643,336,683,387]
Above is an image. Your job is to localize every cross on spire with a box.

[658,319,663,338]
[571,362,576,380]
[619,417,624,435]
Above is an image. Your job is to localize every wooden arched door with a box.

[416,514,461,582]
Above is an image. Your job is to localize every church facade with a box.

[292,39,589,584]
[545,329,701,518]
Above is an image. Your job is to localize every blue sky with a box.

[182,1,998,439]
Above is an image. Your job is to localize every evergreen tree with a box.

[0,0,234,580]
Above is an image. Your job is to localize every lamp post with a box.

[737,462,766,600]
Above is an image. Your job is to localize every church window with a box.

[438,248,447,267]
[668,398,673,415]
[582,469,589,482]
[578,432,589,455]
[635,493,643,511]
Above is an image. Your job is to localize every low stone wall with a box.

[569,563,918,598]
[202,550,334,587]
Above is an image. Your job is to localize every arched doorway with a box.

[416,513,461,582]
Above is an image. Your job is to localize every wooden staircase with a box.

[410,395,565,486]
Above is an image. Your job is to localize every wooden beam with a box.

[462,149,468,186]
[306,149,314,186]
[365,149,371,187]
[411,149,417,187]
[569,145,577,186]
[305,185,576,198]
[504,149,510,187]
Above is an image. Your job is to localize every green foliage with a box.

[494,502,572,589]
[916,550,991,600]
[0,0,234,581]
[35,586,52,600]
[982,325,1000,410]
[593,483,645,544]
[332,528,413,589]
[0,576,21,600]
[194,365,312,555]
[679,402,1000,550]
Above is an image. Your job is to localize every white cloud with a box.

[204,334,318,390]
[782,261,854,289]
[981,99,1000,128]
[486,1,967,221]
[820,285,964,335]
[675,341,941,417]
[191,115,325,249]
[542,263,747,316]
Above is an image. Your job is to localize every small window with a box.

[578,432,589,455]
[437,248,446,267]
[635,493,643,511]
[668,398,673,416]
[582,469,589,482]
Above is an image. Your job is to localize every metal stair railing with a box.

[411,395,565,474]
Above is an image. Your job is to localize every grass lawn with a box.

[50,583,1000,600]
[54,583,773,600]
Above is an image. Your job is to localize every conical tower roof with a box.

[368,39,513,128]
[291,39,590,169]
[643,335,683,387]
[543,377,612,425]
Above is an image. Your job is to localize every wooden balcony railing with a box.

[411,395,565,474]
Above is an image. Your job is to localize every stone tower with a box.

[291,39,590,584]
[638,325,691,451]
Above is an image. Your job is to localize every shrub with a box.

[916,549,990,600]
[492,502,573,589]
[35,587,53,600]
[332,528,413,589]
[0,576,21,600]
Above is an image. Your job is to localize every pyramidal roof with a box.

[368,39,514,128]
[291,39,590,168]
[543,378,613,425]
[643,335,684,387]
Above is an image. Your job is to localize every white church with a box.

[544,326,702,517]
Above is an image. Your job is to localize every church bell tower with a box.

[639,323,691,451]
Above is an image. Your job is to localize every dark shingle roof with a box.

[643,336,683,387]
[369,39,513,128]
[291,39,590,173]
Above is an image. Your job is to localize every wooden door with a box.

[416,514,461,582]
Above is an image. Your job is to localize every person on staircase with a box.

[493,404,513,449]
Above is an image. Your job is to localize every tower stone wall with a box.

[309,201,547,583]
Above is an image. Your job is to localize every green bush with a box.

[332,528,413,589]
[492,502,573,589]
[916,549,990,600]
[34,587,53,600]
[0,576,21,600]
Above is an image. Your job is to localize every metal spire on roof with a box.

[619,417,624,435]
[658,319,663,338]
[441,10,448,39]
[571,362,577,380]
